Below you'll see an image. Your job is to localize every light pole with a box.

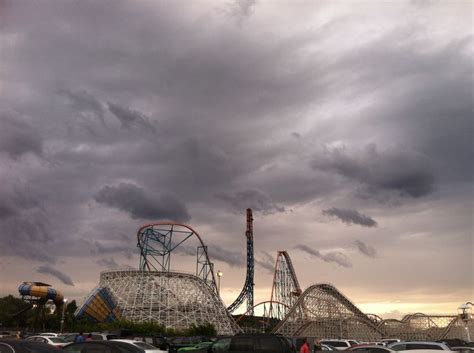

[216,270,223,296]
[60,298,68,333]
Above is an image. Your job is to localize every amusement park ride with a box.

[20,208,472,340]
[17,282,65,330]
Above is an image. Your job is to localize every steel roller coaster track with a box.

[227,208,255,315]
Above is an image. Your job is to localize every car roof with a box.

[0,340,60,352]
[350,345,394,349]
[391,342,445,344]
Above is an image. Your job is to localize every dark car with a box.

[0,340,60,353]
[210,337,232,353]
[134,336,169,351]
[63,341,145,353]
[168,337,209,353]
[178,341,213,353]
[215,333,293,353]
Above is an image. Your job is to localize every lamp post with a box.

[60,298,68,333]
[216,270,223,296]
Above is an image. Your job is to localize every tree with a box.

[0,295,32,329]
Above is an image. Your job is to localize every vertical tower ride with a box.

[227,208,255,315]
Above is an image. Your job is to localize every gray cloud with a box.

[0,187,55,263]
[208,245,246,267]
[312,144,435,199]
[94,183,190,222]
[0,112,42,158]
[295,244,352,268]
[354,240,377,258]
[37,265,75,286]
[255,251,275,274]
[0,203,17,219]
[107,102,156,132]
[218,189,285,215]
[171,243,245,268]
[60,89,106,124]
[228,0,257,26]
[91,241,137,259]
[95,257,119,269]
[322,207,377,227]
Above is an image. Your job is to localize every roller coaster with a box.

[75,209,473,340]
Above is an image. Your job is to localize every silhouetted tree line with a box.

[0,295,216,336]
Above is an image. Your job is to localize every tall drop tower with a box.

[228,208,255,315]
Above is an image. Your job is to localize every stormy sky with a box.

[0,0,472,317]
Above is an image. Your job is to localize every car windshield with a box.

[49,338,66,343]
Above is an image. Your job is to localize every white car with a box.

[111,339,168,353]
[388,342,451,351]
[38,333,58,337]
[321,340,358,350]
[25,335,67,348]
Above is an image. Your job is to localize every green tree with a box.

[0,295,32,329]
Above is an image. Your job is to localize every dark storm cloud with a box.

[322,207,377,227]
[37,265,75,286]
[91,241,137,259]
[312,144,435,199]
[94,183,190,222]
[60,89,106,124]
[323,32,473,185]
[295,244,352,268]
[0,112,42,158]
[291,132,301,139]
[107,102,156,132]
[95,257,119,269]
[218,189,285,215]
[354,240,377,258]
[255,251,275,274]
[229,0,257,25]
[0,187,55,263]
[208,245,245,267]
[0,203,17,219]
[165,242,245,268]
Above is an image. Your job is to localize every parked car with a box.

[25,335,68,348]
[168,337,210,353]
[111,339,167,353]
[388,342,451,351]
[347,344,397,353]
[0,340,60,353]
[178,341,213,352]
[38,333,59,337]
[451,347,474,353]
[62,332,119,343]
[210,337,232,353]
[320,340,355,350]
[134,336,170,351]
[437,339,467,348]
[380,340,401,347]
[224,333,293,353]
[63,341,145,353]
